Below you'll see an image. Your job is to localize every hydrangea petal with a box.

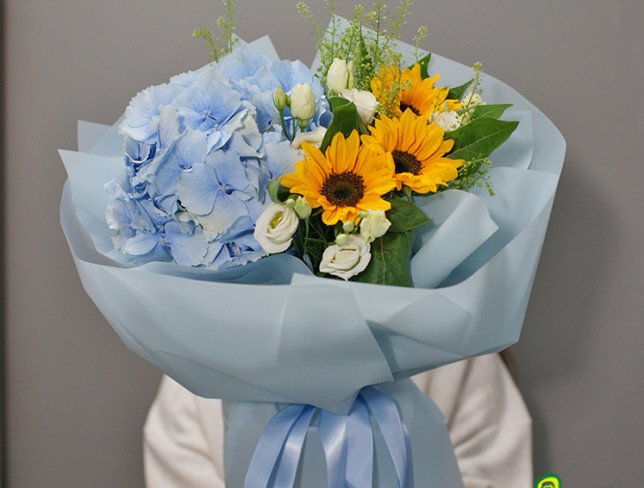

[176,163,219,216]
[123,232,161,256]
[120,83,177,143]
[218,46,270,81]
[262,134,302,178]
[210,151,251,192]
[165,222,209,266]
[198,193,248,236]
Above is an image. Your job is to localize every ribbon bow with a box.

[244,387,414,488]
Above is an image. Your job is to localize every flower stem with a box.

[279,109,290,140]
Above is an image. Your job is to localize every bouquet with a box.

[60,1,565,486]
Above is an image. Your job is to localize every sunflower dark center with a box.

[399,102,420,116]
[392,150,422,175]
[321,171,365,207]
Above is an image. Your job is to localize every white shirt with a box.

[144,353,532,487]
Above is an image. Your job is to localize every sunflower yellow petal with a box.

[356,195,391,212]
[302,141,332,173]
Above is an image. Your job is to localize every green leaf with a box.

[328,96,351,111]
[412,52,432,79]
[387,197,430,233]
[445,118,519,161]
[267,180,290,203]
[447,79,474,100]
[319,101,367,152]
[470,103,513,121]
[353,231,414,287]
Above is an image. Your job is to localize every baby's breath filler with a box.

[194,0,239,61]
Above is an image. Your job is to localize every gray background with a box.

[3,0,643,486]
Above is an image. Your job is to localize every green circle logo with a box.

[536,474,561,488]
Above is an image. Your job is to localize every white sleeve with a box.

[413,354,533,488]
[144,353,532,488]
[143,375,225,488]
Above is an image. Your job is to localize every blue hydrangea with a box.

[107,45,323,270]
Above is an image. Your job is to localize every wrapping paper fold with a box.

[60,31,564,486]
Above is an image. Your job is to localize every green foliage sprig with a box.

[375,78,410,117]
[297,0,428,91]
[194,0,239,62]
[448,158,494,195]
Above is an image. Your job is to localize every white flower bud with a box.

[359,210,391,243]
[342,221,355,233]
[293,196,312,219]
[339,88,378,125]
[291,126,327,149]
[253,203,299,254]
[327,58,350,93]
[290,83,316,123]
[320,235,371,280]
[273,84,288,111]
[335,233,350,245]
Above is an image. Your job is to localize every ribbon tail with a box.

[244,404,314,488]
[345,397,373,488]
[361,387,413,488]
[273,406,316,487]
[318,410,348,488]
[402,422,414,488]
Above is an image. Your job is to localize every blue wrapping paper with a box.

[60,30,564,487]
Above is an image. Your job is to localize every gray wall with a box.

[4,0,643,487]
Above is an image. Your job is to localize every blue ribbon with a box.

[244,387,414,488]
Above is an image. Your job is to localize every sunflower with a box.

[281,131,396,225]
[361,109,464,194]
[371,63,461,118]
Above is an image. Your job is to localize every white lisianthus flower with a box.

[431,110,461,131]
[291,126,327,149]
[339,88,378,125]
[253,203,299,254]
[320,235,371,280]
[359,209,391,243]
[327,58,350,93]
[290,83,316,122]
